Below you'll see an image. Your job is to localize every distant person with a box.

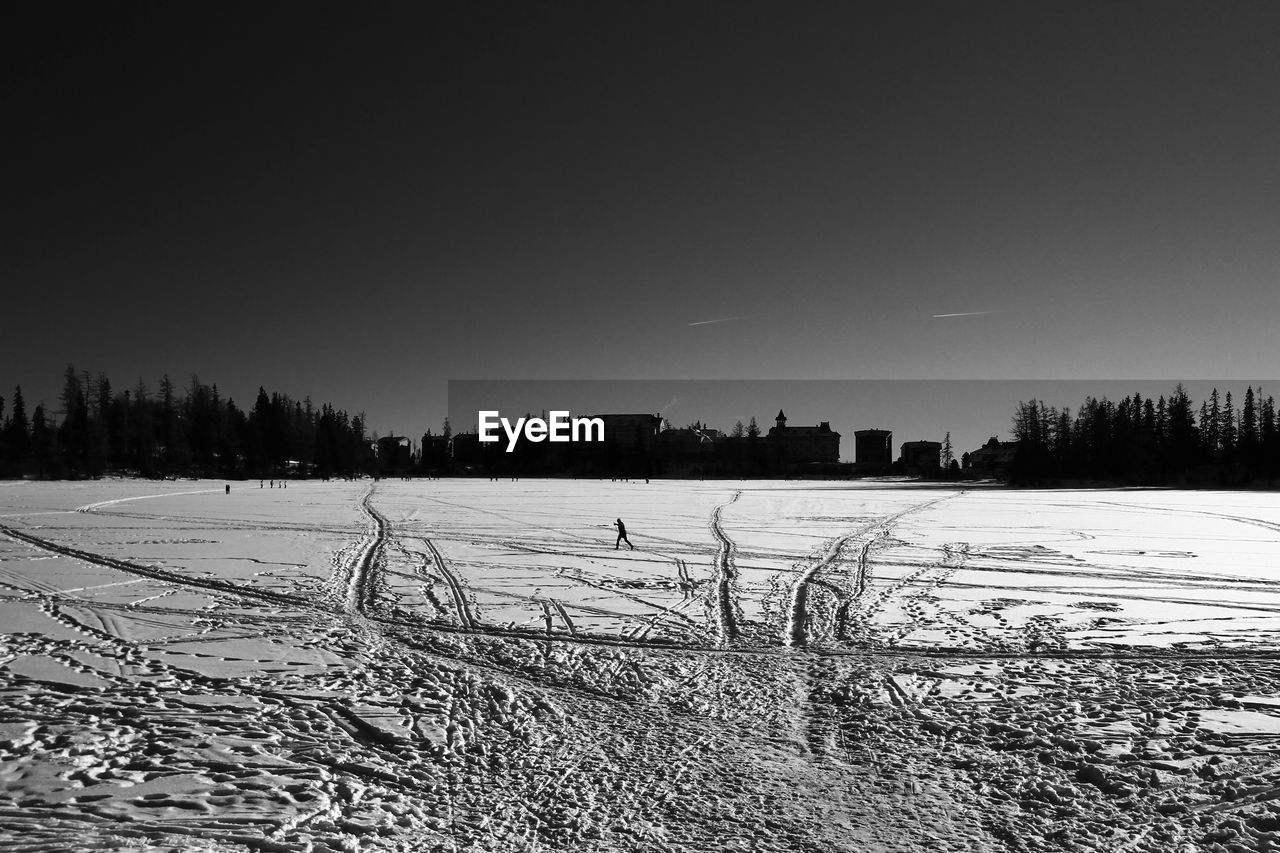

[225,484,230,494]
[614,518,634,550]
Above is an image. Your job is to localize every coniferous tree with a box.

[1198,402,1211,459]
[31,405,54,478]
[1208,388,1222,455]
[1241,387,1258,442]
[5,386,30,469]
[157,374,178,474]
[59,365,91,475]
[1262,394,1279,478]
[1222,392,1237,453]
[107,387,129,470]
[132,379,156,476]
[1166,384,1197,476]
[1239,387,1259,470]
[2,366,375,480]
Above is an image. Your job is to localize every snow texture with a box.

[2,478,1280,851]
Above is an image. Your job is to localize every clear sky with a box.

[6,3,1279,441]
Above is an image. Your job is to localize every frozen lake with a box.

[2,479,1279,851]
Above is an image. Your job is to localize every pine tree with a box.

[158,374,178,474]
[5,386,30,467]
[1208,388,1222,453]
[59,365,90,475]
[31,404,54,478]
[1167,384,1197,473]
[1222,392,1237,452]
[1262,394,1279,477]
[941,432,954,468]
[132,378,156,475]
[1241,386,1258,449]
[1198,402,1211,456]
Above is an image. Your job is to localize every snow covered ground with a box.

[2,478,1279,851]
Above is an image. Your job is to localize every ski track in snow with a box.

[347,486,388,615]
[75,488,225,513]
[785,492,959,648]
[1,524,309,611]
[422,536,476,630]
[4,481,1280,852]
[708,490,742,644]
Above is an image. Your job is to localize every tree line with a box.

[1008,384,1280,486]
[0,366,374,479]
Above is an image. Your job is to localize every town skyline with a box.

[4,367,1277,482]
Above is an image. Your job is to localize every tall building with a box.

[375,435,413,474]
[899,440,942,475]
[854,429,893,467]
[767,410,840,464]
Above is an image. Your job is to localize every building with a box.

[374,435,413,474]
[965,436,1020,478]
[420,433,450,473]
[450,432,482,469]
[572,413,663,477]
[767,410,840,465]
[854,429,893,467]
[590,413,662,452]
[899,440,942,476]
[658,424,724,476]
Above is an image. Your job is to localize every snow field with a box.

[2,478,1280,851]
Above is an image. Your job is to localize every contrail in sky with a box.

[932,310,998,318]
[688,315,751,326]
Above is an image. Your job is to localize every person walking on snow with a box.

[614,518,634,550]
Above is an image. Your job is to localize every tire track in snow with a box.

[709,491,742,644]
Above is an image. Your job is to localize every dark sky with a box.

[7,3,1280,439]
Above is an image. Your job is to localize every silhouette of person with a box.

[614,518,633,550]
